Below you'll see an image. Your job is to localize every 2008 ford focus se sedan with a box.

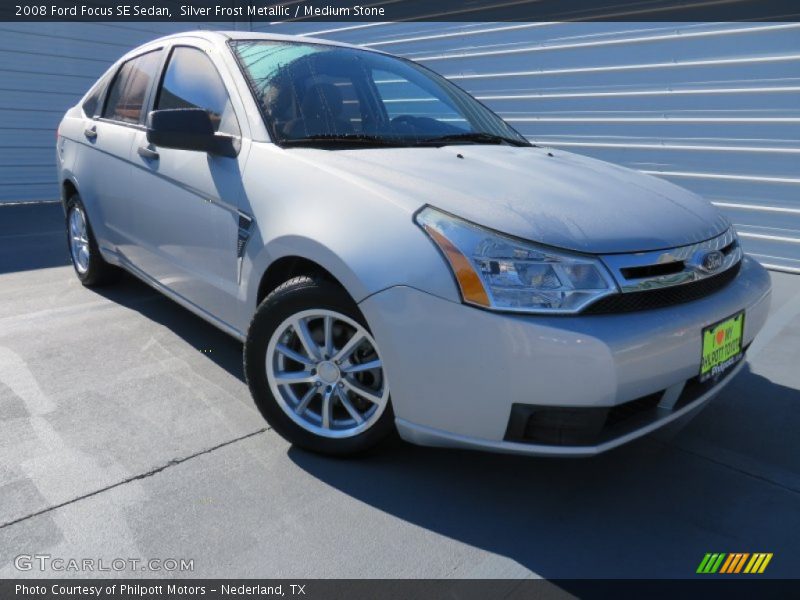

[56,31,771,456]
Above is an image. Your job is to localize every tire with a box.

[65,194,119,286]
[244,275,394,456]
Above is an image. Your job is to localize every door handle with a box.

[137,145,159,160]
[83,126,97,140]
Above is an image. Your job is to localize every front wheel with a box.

[244,276,394,456]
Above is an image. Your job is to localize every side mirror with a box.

[146,108,238,158]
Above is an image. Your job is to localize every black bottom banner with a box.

[2,579,799,600]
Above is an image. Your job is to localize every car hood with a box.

[288,144,729,254]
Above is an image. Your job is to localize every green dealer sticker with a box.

[700,311,744,382]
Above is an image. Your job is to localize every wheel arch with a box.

[61,177,79,211]
[256,255,347,306]
[246,229,385,315]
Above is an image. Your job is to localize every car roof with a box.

[145,29,379,53]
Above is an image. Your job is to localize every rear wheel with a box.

[244,276,393,455]
[65,194,119,286]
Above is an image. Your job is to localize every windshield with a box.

[229,40,530,148]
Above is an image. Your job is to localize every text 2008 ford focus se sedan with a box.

[56,31,771,456]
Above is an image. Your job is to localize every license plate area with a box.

[700,311,745,382]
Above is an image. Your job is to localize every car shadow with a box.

[0,202,244,378]
[90,272,245,382]
[287,364,800,580]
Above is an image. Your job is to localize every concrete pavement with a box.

[1,203,799,579]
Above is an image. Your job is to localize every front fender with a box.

[238,144,462,333]
[244,233,374,311]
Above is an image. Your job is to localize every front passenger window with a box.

[156,46,240,137]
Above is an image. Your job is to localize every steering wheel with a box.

[390,115,419,129]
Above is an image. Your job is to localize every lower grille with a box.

[505,392,662,447]
[505,348,747,447]
[583,260,741,314]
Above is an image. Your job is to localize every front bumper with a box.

[359,256,772,456]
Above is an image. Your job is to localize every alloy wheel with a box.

[68,205,90,274]
[265,309,389,439]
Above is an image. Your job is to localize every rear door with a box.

[77,49,163,256]
[129,42,249,328]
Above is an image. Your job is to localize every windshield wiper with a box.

[414,132,532,147]
[281,134,409,148]
[279,132,534,149]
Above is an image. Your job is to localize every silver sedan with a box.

[56,31,771,456]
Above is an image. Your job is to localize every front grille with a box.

[583,260,741,314]
[620,261,685,279]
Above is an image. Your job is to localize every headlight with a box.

[416,207,618,314]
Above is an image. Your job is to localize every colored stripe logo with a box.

[697,552,773,574]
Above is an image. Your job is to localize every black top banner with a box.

[4,0,800,22]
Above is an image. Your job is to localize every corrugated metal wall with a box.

[1,21,798,271]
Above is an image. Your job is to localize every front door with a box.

[128,44,247,329]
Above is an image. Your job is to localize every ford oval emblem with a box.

[699,250,724,273]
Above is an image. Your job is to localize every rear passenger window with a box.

[156,46,240,136]
[82,71,112,117]
[103,50,162,124]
